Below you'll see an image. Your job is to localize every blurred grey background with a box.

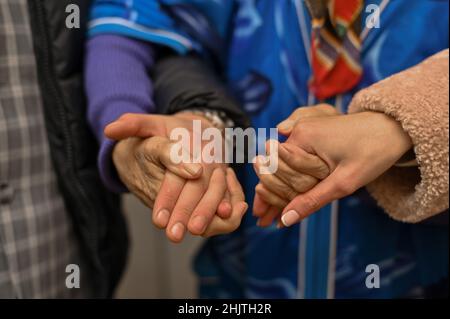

[114,194,203,298]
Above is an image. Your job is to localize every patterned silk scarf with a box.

[305,0,363,100]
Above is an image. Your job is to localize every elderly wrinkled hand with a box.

[108,113,247,242]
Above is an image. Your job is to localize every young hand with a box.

[252,104,336,227]
[279,111,412,227]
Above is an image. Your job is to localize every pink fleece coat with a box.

[349,49,449,223]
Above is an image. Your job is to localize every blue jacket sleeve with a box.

[88,0,234,59]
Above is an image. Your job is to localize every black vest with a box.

[27,0,128,298]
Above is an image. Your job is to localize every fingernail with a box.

[171,222,186,241]
[219,202,232,218]
[156,209,170,227]
[240,203,249,216]
[222,202,232,212]
[281,210,300,227]
[190,216,207,234]
[277,120,294,131]
[256,218,262,227]
[186,164,202,176]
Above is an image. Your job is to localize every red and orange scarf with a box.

[305,0,363,100]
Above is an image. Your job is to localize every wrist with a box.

[175,108,235,130]
[367,111,413,157]
[174,111,214,127]
[98,138,130,193]
[112,137,141,168]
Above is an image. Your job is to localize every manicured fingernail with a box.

[240,203,249,216]
[281,210,300,227]
[156,209,170,227]
[190,216,207,234]
[256,218,262,227]
[186,164,202,176]
[171,222,185,241]
[277,120,294,131]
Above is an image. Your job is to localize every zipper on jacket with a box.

[30,0,105,295]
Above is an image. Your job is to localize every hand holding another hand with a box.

[252,104,336,227]
[108,113,248,242]
[255,104,413,228]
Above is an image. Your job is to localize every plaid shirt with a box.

[0,0,89,298]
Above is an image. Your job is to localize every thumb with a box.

[105,113,166,140]
[280,167,352,227]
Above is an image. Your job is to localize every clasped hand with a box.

[254,104,412,227]
[107,112,247,243]
[107,104,412,242]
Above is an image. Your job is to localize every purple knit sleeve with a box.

[85,34,156,193]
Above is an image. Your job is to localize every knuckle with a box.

[292,107,304,117]
[255,183,264,194]
[333,179,356,196]
[291,123,312,141]
[285,151,296,165]
[230,188,241,200]
[196,176,209,190]
[301,193,321,212]
[119,113,134,121]
[270,197,285,208]
[174,205,193,219]
[272,182,292,201]
[259,173,272,187]
[142,187,156,204]
[144,137,161,152]
[300,125,314,139]
[159,186,178,204]
[323,104,340,116]
[133,147,145,163]
[293,107,303,114]
[153,141,165,159]
[291,123,303,136]
[308,156,329,178]
[146,139,168,163]
[290,175,311,193]
[315,163,330,179]
[286,188,298,201]
[317,103,332,110]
